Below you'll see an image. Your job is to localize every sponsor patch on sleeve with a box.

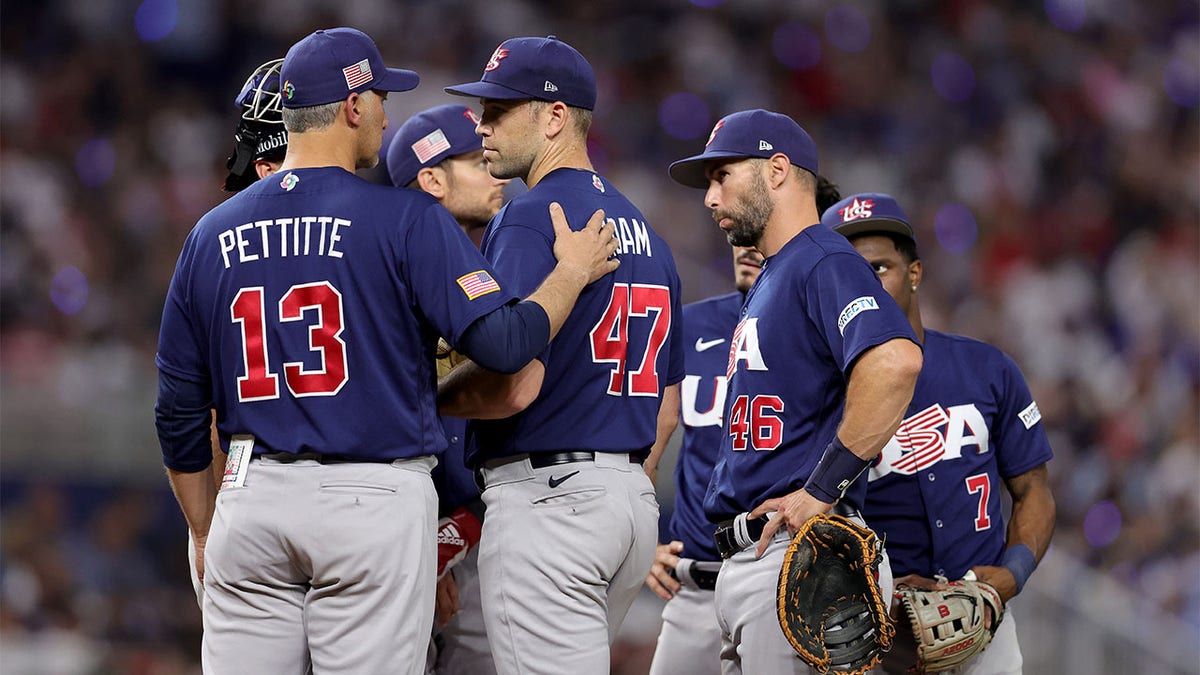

[837,296,879,335]
[1018,401,1042,429]
[456,270,501,300]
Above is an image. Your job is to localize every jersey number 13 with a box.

[231,281,348,402]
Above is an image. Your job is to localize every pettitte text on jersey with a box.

[218,216,351,268]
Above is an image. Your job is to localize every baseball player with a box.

[644,176,844,675]
[155,27,621,674]
[186,56,291,607]
[824,193,1056,674]
[440,35,685,675]
[667,109,923,674]
[386,103,508,675]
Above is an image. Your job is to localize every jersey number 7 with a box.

[588,283,671,397]
[231,281,348,402]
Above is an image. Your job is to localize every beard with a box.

[720,171,774,248]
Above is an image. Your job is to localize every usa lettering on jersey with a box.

[726,317,767,377]
[681,374,728,428]
[869,403,989,480]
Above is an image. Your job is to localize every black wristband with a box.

[803,436,870,503]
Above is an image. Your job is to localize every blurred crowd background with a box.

[1,0,1197,673]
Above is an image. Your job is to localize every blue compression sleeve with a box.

[155,369,215,473]
[457,300,551,374]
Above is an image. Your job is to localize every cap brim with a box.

[668,151,752,189]
[377,68,420,93]
[444,80,533,101]
[832,218,916,242]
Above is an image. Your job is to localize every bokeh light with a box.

[1045,0,1086,32]
[931,52,976,102]
[688,0,726,7]
[933,203,978,254]
[135,0,178,42]
[772,22,822,71]
[824,6,871,54]
[658,92,711,141]
[75,138,116,187]
[50,267,90,316]
[1164,57,1199,108]
[1083,500,1122,548]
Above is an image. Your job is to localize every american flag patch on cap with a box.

[456,270,501,300]
[412,129,452,164]
[343,59,373,89]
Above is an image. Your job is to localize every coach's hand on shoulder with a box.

[645,541,685,601]
[549,202,619,285]
[749,488,833,558]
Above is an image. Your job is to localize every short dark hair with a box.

[852,231,920,263]
[815,175,841,215]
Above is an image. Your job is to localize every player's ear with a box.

[344,93,363,127]
[254,160,279,180]
[766,154,791,189]
[908,259,923,291]
[416,167,447,198]
[543,101,569,139]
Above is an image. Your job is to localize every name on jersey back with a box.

[218,216,350,268]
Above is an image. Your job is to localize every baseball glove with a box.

[777,513,895,674]
[896,572,1005,674]
[435,338,467,379]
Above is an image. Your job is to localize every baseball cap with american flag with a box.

[280,27,419,109]
[386,104,485,188]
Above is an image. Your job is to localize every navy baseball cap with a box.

[444,36,596,110]
[280,28,419,108]
[668,109,819,189]
[386,104,484,187]
[822,193,916,242]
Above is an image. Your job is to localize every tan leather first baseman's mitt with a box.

[435,338,467,379]
[896,572,1004,674]
[777,513,895,674]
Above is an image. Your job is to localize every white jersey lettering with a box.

[727,317,767,376]
[218,217,352,268]
[681,374,728,428]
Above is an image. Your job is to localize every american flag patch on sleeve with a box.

[456,270,501,300]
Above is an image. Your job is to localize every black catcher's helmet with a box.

[223,58,288,192]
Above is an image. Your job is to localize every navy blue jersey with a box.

[433,416,479,516]
[470,168,684,461]
[703,226,918,521]
[862,330,1053,579]
[668,291,743,562]
[156,167,517,465]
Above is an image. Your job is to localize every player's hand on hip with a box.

[548,202,620,285]
[645,541,685,601]
[749,488,833,558]
[969,564,1017,603]
[434,572,460,626]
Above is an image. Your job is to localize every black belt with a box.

[669,559,722,591]
[528,451,644,468]
[252,452,394,464]
[714,503,862,559]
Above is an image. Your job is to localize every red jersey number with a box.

[231,282,348,402]
[589,283,672,396]
[728,394,784,451]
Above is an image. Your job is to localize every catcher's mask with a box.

[223,58,288,192]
